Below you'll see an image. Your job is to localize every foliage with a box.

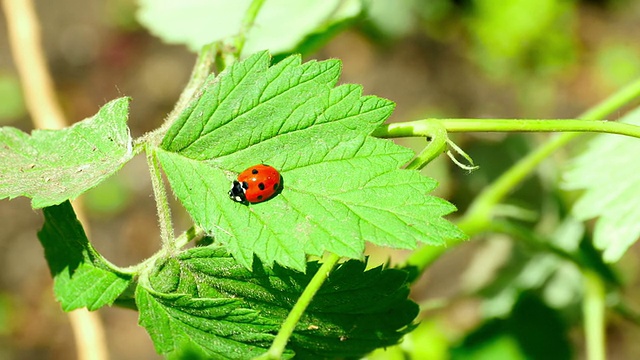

[3,0,640,359]
[1,48,461,357]
[0,98,133,208]
[158,51,465,270]
[38,199,418,359]
[38,201,132,311]
[136,0,361,55]
[564,107,640,262]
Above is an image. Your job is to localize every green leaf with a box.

[158,51,465,270]
[137,246,417,358]
[563,106,640,262]
[0,98,133,208]
[136,0,361,55]
[37,201,133,311]
[136,287,285,360]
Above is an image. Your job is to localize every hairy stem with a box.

[122,226,206,274]
[257,253,341,360]
[146,147,175,252]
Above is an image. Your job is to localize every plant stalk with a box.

[377,118,640,139]
[256,253,341,360]
[146,147,175,251]
[583,270,606,360]
[401,77,640,274]
[442,118,640,137]
[235,0,266,58]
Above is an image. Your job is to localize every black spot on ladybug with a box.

[252,168,259,174]
[273,183,279,190]
[242,181,249,190]
[257,195,263,200]
[258,183,265,190]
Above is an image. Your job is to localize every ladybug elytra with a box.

[229,164,281,204]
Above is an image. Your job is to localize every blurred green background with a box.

[1,0,640,358]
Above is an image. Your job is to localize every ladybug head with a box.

[228,180,248,203]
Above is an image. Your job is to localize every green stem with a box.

[402,77,640,276]
[372,118,444,138]
[377,118,640,139]
[234,0,266,59]
[462,78,640,224]
[373,118,448,170]
[121,225,205,274]
[406,136,446,170]
[580,78,640,120]
[174,225,206,249]
[146,146,175,252]
[256,253,341,360]
[442,118,640,137]
[583,270,606,360]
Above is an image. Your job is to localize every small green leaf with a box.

[137,247,417,358]
[0,98,133,208]
[136,0,361,55]
[37,201,132,311]
[563,106,640,262]
[158,51,465,270]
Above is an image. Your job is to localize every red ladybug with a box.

[229,164,282,204]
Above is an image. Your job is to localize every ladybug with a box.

[229,164,282,204]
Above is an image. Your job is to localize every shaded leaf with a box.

[38,201,132,311]
[137,246,417,358]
